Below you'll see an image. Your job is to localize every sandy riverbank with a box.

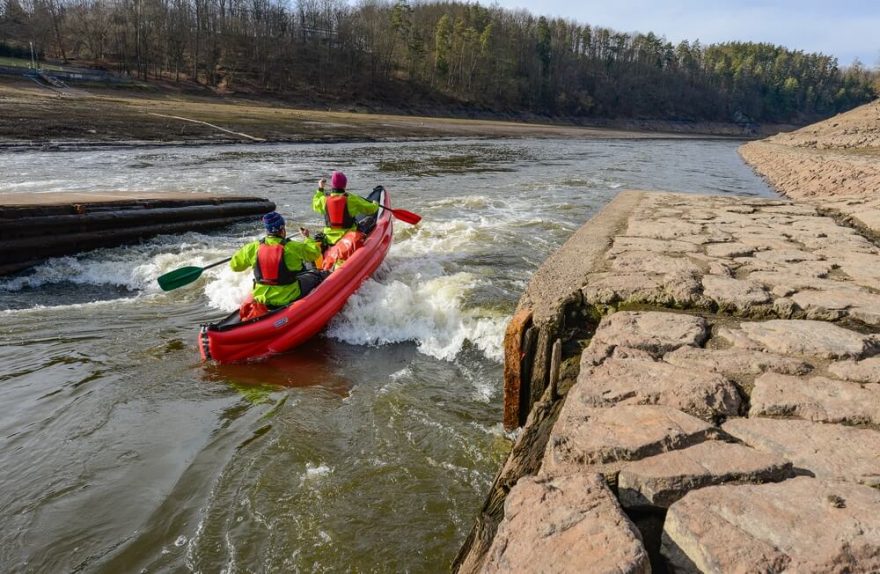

[0,77,785,148]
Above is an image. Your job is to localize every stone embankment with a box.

[739,99,880,240]
[0,192,275,275]
[455,190,880,573]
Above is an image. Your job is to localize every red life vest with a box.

[254,238,299,285]
[325,192,356,229]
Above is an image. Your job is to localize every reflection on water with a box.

[0,138,773,572]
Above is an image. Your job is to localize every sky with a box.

[490,0,880,67]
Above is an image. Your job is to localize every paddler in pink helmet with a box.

[311,171,379,247]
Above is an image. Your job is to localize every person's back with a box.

[230,211,323,318]
[311,171,379,246]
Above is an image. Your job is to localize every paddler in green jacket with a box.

[311,171,379,245]
[230,211,323,309]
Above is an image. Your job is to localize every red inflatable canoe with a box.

[199,186,393,363]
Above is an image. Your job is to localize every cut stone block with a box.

[582,272,702,307]
[610,251,703,275]
[749,372,880,425]
[608,236,702,255]
[663,347,812,377]
[723,417,880,486]
[588,311,707,357]
[753,249,824,264]
[701,276,771,309]
[835,251,880,287]
[481,474,650,574]
[542,405,716,478]
[574,358,740,422]
[792,289,880,325]
[662,477,880,574]
[717,319,877,360]
[828,357,880,384]
[704,242,754,258]
[624,219,704,240]
[617,441,792,509]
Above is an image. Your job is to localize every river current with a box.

[0,138,774,572]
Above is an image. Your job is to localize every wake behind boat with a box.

[198,186,394,363]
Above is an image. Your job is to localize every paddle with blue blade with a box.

[157,257,231,291]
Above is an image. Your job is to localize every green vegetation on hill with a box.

[0,0,875,123]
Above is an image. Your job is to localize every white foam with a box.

[0,256,145,292]
[0,232,238,296]
[326,269,506,363]
[202,265,253,312]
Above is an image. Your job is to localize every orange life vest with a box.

[254,239,299,285]
[325,193,356,229]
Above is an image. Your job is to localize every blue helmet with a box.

[262,211,285,233]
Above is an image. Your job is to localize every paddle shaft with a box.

[203,257,232,270]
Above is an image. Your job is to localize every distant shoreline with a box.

[0,77,792,150]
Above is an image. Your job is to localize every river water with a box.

[0,138,773,572]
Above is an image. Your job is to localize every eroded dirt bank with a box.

[455,191,880,573]
[0,78,777,148]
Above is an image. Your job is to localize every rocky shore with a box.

[739,99,880,238]
[454,188,880,572]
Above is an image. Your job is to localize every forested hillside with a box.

[1,0,876,123]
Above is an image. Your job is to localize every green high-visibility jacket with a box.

[312,189,379,244]
[230,235,322,307]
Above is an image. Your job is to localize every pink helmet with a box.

[330,171,347,190]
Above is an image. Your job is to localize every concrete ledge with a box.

[0,192,275,275]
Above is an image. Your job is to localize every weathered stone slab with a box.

[617,441,792,509]
[717,319,877,359]
[750,372,880,425]
[828,357,880,384]
[792,289,880,325]
[834,251,880,287]
[542,405,716,477]
[701,276,771,310]
[608,236,702,256]
[663,347,812,377]
[582,272,702,307]
[587,311,707,357]
[735,254,835,276]
[759,204,818,216]
[662,477,880,574]
[723,417,880,486]
[748,271,863,293]
[573,358,740,422]
[481,474,650,574]
[704,242,755,258]
[610,251,703,275]
[753,249,824,264]
[624,219,703,240]
[734,234,801,252]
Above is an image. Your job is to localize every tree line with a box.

[1,0,876,123]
